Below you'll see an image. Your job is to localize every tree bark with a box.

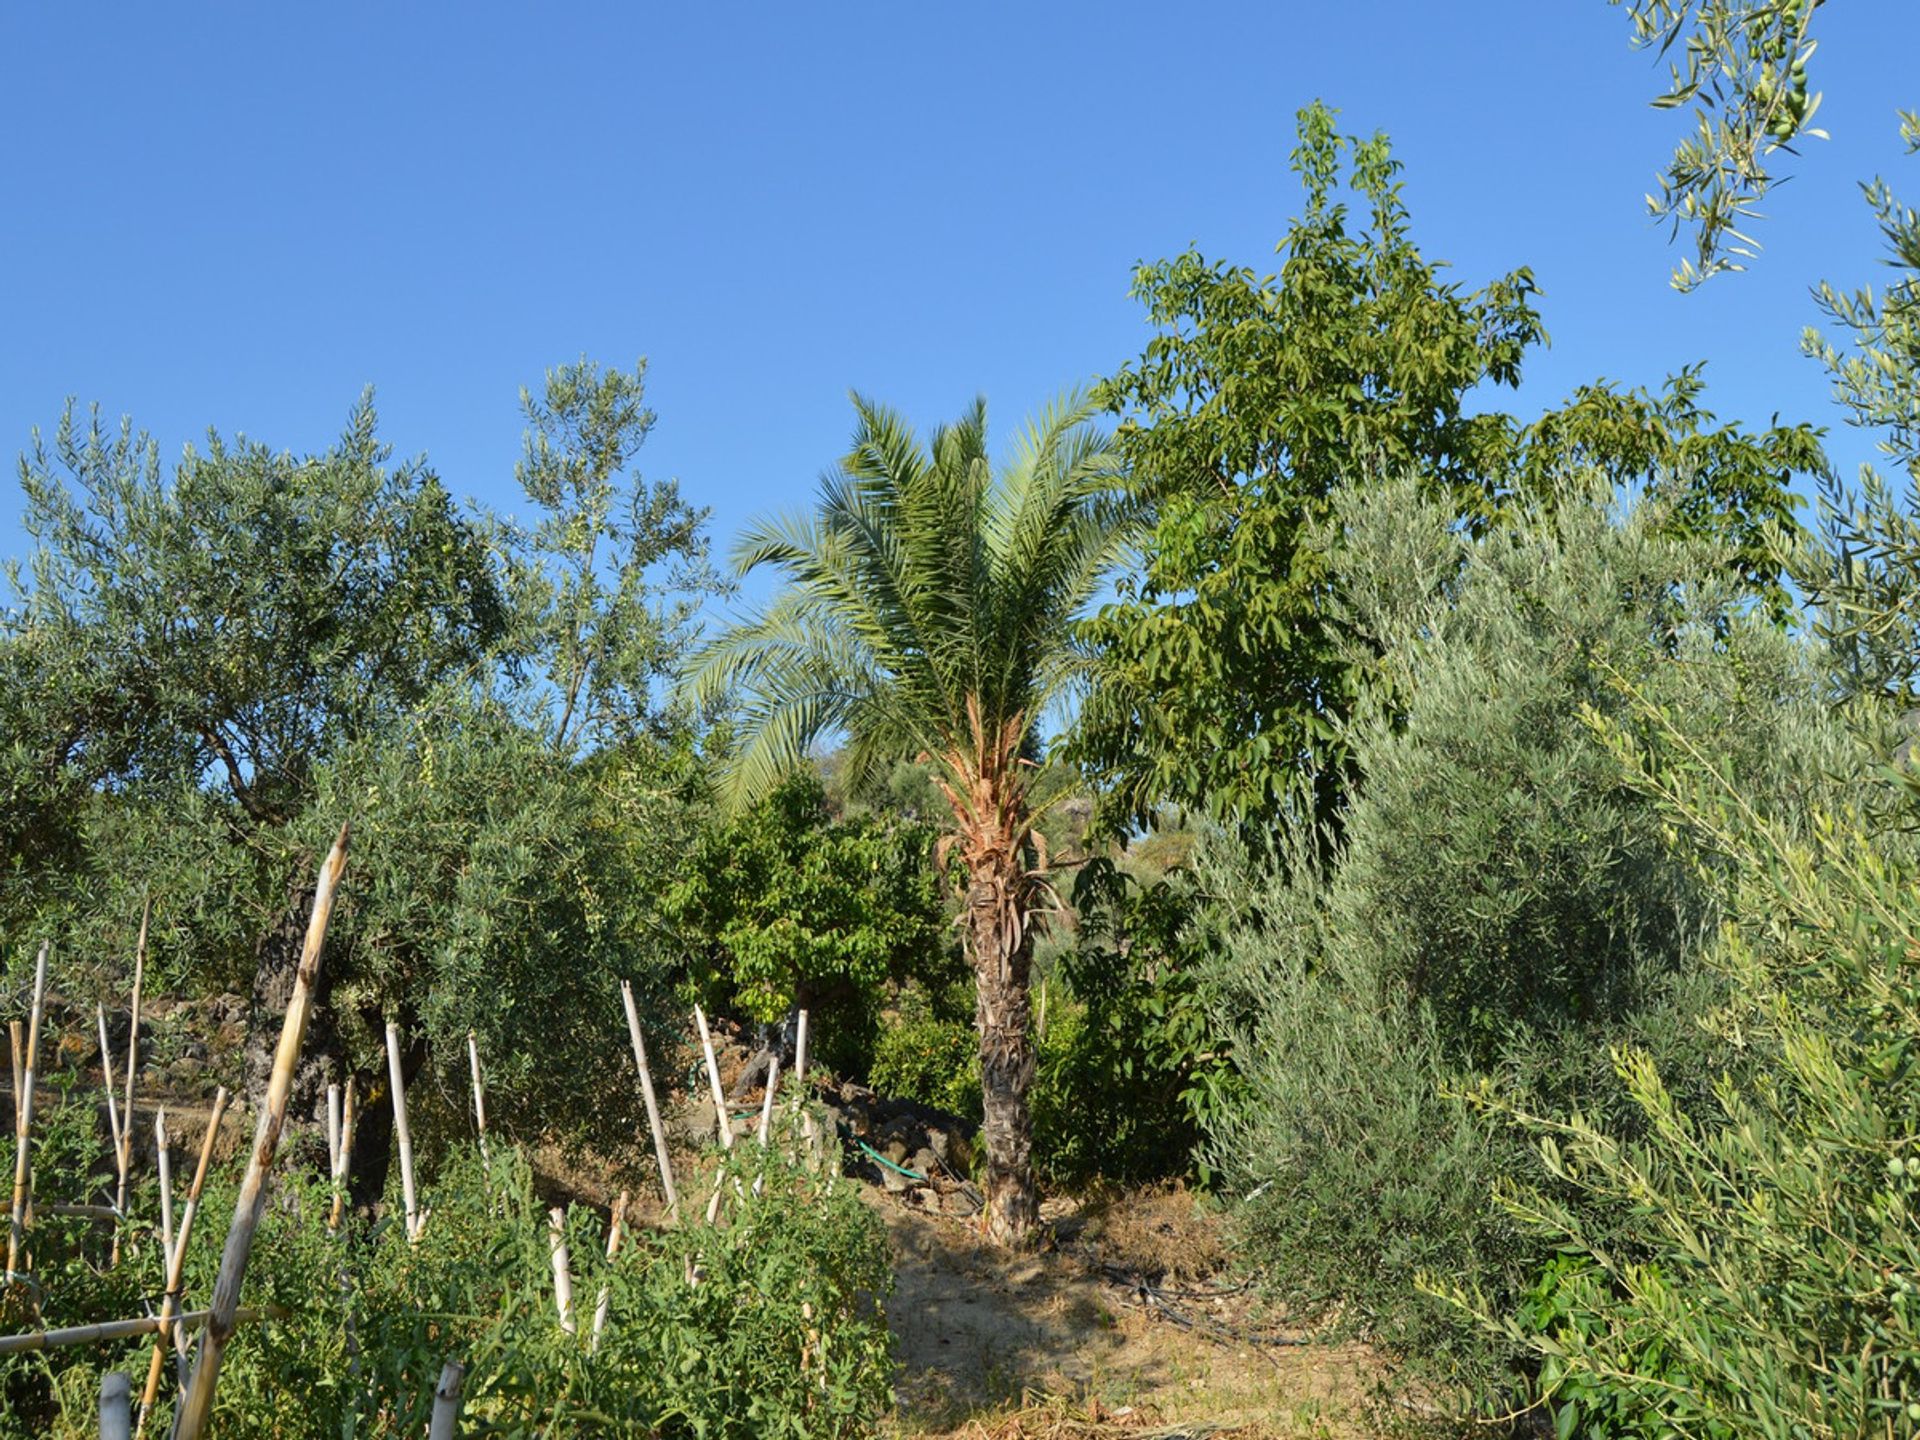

[967,866,1037,1247]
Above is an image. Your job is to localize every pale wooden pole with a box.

[154,1112,173,1267]
[385,1021,421,1242]
[692,1006,733,1151]
[757,1058,780,1149]
[589,1189,628,1352]
[620,982,678,1215]
[172,824,348,1440]
[465,1030,489,1171]
[98,1371,131,1440]
[110,899,148,1268]
[794,1008,815,1152]
[7,940,50,1283]
[96,1006,124,1186]
[135,1085,230,1433]
[325,1083,342,1201]
[328,1078,356,1231]
[427,1360,466,1440]
[548,1206,576,1335]
[0,1304,284,1357]
[8,1020,22,1132]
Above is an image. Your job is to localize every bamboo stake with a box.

[385,1021,420,1242]
[757,1058,780,1149]
[41,1204,120,1220]
[427,1360,466,1440]
[154,1112,173,1267]
[0,1304,285,1357]
[7,941,50,1284]
[136,1083,229,1438]
[325,1084,342,1195]
[99,1371,131,1440]
[692,1006,732,1151]
[8,1021,21,1132]
[328,1079,356,1231]
[111,899,148,1268]
[96,1006,123,1173]
[172,824,348,1440]
[620,982,678,1215]
[794,1008,814,1151]
[466,1030,489,1170]
[548,1207,576,1334]
[589,1189,628,1352]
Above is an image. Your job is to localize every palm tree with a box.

[688,390,1132,1244]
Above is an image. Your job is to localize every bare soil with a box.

[873,1186,1381,1439]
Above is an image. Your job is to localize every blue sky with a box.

[2,2,1914,612]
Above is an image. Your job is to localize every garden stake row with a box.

[171,821,349,1440]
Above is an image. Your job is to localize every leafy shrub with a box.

[869,982,979,1118]
[1198,477,1849,1397]
[0,1093,894,1437]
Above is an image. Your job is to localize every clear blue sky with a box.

[2,2,1914,608]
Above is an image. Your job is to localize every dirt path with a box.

[870,1190,1378,1438]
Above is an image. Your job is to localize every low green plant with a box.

[869,982,979,1118]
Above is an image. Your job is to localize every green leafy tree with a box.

[1072,101,1822,836]
[688,391,1132,1245]
[664,769,946,1078]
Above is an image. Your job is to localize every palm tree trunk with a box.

[966,864,1037,1247]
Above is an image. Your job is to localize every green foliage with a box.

[1610,0,1828,289]
[1,1104,893,1437]
[1197,476,1844,1394]
[1072,100,1821,837]
[870,983,980,1119]
[664,769,947,1076]
[1438,690,1919,1438]
[1030,861,1228,1190]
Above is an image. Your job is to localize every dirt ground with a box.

[872,1187,1380,1439]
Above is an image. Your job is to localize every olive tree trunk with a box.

[965,860,1037,1247]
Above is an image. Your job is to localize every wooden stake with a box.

[548,1206,576,1335]
[794,1008,814,1151]
[757,1058,780,1149]
[8,1021,21,1133]
[154,1112,173,1267]
[328,1079,356,1231]
[0,1304,284,1357]
[135,1084,230,1437]
[692,1006,732,1151]
[325,1084,342,1193]
[111,899,148,1268]
[7,940,50,1284]
[427,1360,466,1440]
[385,1021,420,1243]
[620,982,678,1215]
[172,824,348,1440]
[99,1370,132,1440]
[590,1189,628,1351]
[96,1006,124,1174]
[466,1030,489,1170]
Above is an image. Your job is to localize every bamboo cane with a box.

[0,1304,286,1357]
[466,1030,489,1171]
[757,1058,780,1149]
[692,1006,732,1151]
[328,1079,356,1231]
[96,1007,123,1176]
[154,1112,173,1267]
[385,1021,420,1242]
[794,1008,814,1152]
[427,1360,466,1440]
[7,941,50,1284]
[548,1206,576,1335]
[589,1189,628,1352]
[41,1204,120,1220]
[99,1370,131,1440]
[8,1021,21,1133]
[620,982,678,1216]
[325,1083,342,1195]
[171,824,348,1440]
[110,900,148,1268]
[136,1082,229,1438]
